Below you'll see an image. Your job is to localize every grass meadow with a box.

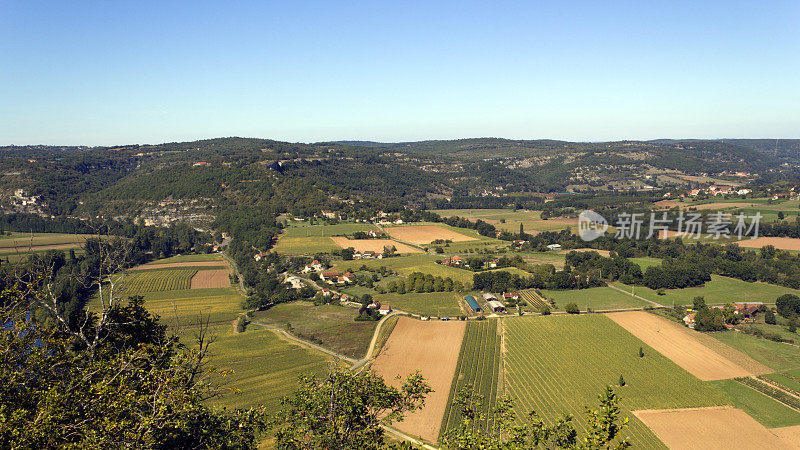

[250,301,377,359]
[539,287,652,311]
[612,275,800,306]
[373,292,463,317]
[709,379,800,428]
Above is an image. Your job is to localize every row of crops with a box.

[439,319,501,439]
[503,315,730,448]
[116,269,197,295]
[519,289,549,309]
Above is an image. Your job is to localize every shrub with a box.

[565,303,580,314]
[765,308,777,325]
[776,294,800,318]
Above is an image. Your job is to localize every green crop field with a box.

[373,292,463,317]
[707,331,800,372]
[199,325,334,411]
[628,257,662,270]
[762,372,800,395]
[613,275,800,306]
[709,379,800,428]
[539,287,651,311]
[519,289,549,309]
[333,254,440,272]
[144,253,223,264]
[396,263,474,284]
[503,315,729,448]
[440,320,501,438]
[250,301,378,359]
[116,269,197,295]
[0,232,97,249]
[282,222,380,237]
[273,236,340,255]
[517,251,566,268]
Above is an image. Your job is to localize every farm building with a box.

[486,300,506,313]
[482,293,498,301]
[546,244,562,251]
[464,295,482,312]
[378,304,392,315]
[320,270,339,282]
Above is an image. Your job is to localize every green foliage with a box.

[0,289,268,448]
[272,367,431,449]
[565,302,580,314]
[765,308,777,325]
[776,294,800,318]
[440,386,630,449]
[694,306,726,331]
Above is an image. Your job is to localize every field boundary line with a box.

[607,284,664,307]
[250,322,357,364]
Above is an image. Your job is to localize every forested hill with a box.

[0,136,797,225]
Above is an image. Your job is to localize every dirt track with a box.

[635,406,798,449]
[371,317,465,443]
[605,311,768,380]
[190,269,233,289]
[330,237,422,253]
[383,225,475,245]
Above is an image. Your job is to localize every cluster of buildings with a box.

[686,186,752,197]
[682,302,764,329]
[353,250,382,260]
[320,270,355,285]
[440,255,463,266]
[10,189,41,207]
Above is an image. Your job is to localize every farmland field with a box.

[372,315,400,358]
[373,292,463,317]
[628,257,662,270]
[504,314,730,448]
[709,379,800,428]
[0,232,97,249]
[330,236,422,254]
[634,406,797,449]
[200,324,334,411]
[396,263,474,284]
[440,320,501,438]
[612,275,800,306]
[371,317,466,442]
[606,311,769,380]
[518,289,549,309]
[708,330,800,372]
[383,224,475,245]
[116,269,197,295]
[281,223,380,237]
[273,236,340,255]
[250,301,378,359]
[539,287,652,311]
[143,253,224,264]
[736,236,800,251]
[190,268,233,289]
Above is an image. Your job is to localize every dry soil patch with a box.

[635,406,798,449]
[330,237,422,253]
[383,225,475,245]
[605,311,768,380]
[190,269,233,289]
[736,237,800,251]
[371,317,466,443]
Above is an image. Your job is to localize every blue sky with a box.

[1,1,798,145]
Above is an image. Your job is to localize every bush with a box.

[539,305,551,315]
[765,308,777,325]
[565,302,580,314]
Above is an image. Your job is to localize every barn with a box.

[487,300,506,313]
[482,293,497,301]
[464,295,482,312]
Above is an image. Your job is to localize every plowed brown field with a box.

[190,269,233,289]
[371,317,465,443]
[605,311,769,380]
[383,225,474,245]
[635,406,798,449]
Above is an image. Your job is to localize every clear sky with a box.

[2,1,798,145]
